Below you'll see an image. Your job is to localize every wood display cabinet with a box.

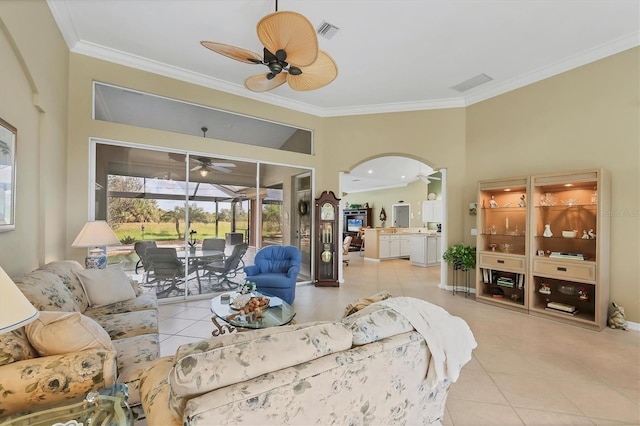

[529,169,610,330]
[476,177,529,312]
[314,191,340,287]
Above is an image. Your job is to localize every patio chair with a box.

[134,240,157,277]
[202,243,248,290]
[145,247,201,296]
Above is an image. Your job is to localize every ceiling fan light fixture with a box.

[199,168,209,177]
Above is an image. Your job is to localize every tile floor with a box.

[155,255,640,425]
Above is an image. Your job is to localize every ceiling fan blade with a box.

[211,162,236,168]
[256,11,318,67]
[210,165,233,173]
[190,165,203,171]
[200,41,263,64]
[287,50,338,91]
[245,72,287,92]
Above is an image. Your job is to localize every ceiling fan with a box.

[416,169,441,185]
[200,4,338,93]
[190,157,236,176]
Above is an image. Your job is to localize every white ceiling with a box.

[46,0,639,192]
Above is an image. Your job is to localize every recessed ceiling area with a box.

[48,0,639,117]
[343,157,436,194]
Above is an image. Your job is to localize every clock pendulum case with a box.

[315,190,340,286]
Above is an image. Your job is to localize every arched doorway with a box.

[339,155,447,287]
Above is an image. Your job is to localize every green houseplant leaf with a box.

[442,243,476,271]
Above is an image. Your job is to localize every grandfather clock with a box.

[315,191,340,287]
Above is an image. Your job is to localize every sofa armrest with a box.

[244,265,259,276]
[0,349,117,417]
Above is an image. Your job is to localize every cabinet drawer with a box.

[479,253,525,271]
[533,259,596,283]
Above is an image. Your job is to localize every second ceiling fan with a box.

[201,4,338,93]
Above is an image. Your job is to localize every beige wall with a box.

[0,1,68,276]
[465,47,640,322]
[1,2,637,322]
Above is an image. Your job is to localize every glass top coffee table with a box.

[1,384,132,425]
[211,291,296,329]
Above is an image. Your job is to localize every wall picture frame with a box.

[0,118,17,232]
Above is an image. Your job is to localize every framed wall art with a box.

[0,118,16,232]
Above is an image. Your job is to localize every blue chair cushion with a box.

[250,273,294,289]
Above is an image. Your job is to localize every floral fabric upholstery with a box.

[184,332,446,425]
[13,270,80,312]
[3,261,161,416]
[85,292,158,317]
[169,321,352,410]
[340,303,415,345]
[0,348,117,417]
[38,260,90,312]
[91,310,158,341]
[111,333,160,405]
[0,328,37,367]
[139,356,182,426]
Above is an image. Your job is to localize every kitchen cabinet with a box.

[410,235,441,267]
[422,200,443,223]
[379,234,410,259]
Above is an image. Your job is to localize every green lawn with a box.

[113,222,235,242]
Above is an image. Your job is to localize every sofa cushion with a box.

[340,304,414,345]
[112,333,160,405]
[139,356,182,426]
[0,328,37,367]
[24,311,114,357]
[14,270,80,313]
[84,292,158,317]
[170,321,352,399]
[39,261,90,312]
[92,310,158,340]
[75,264,136,307]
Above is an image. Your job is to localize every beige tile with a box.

[171,306,213,321]
[157,304,188,318]
[514,407,595,425]
[157,317,194,335]
[556,381,640,424]
[491,372,582,415]
[448,368,509,405]
[446,398,524,425]
[178,320,216,339]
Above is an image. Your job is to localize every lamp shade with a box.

[0,267,39,333]
[72,220,120,248]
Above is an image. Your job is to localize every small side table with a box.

[0,384,132,426]
[452,267,472,297]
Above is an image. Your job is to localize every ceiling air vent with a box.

[316,21,340,39]
[451,73,493,92]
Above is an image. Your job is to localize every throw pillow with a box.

[0,328,37,366]
[75,264,136,307]
[25,311,114,356]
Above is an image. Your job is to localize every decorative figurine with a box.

[539,283,551,295]
[489,195,498,208]
[519,195,526,207]
[578,287,589,301]
[582,230,589,239]
[608,302,628,330]
[543,224,553,237]
[588,229,596,239]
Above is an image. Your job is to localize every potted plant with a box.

[442,243,476,271]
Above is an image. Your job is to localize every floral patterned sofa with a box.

[140,297,477,425]
[0,260,159,417]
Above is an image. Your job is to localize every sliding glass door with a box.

[93,140,313,300]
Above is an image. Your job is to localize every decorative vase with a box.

[543,224,553,237]
[321,244,332,263]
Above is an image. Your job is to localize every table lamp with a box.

[0,266,39,334]
[72,220,121,269]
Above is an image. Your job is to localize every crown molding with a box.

[464,31,640,106]
[46,0,79,49]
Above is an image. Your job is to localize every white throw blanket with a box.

[377,297,477,389]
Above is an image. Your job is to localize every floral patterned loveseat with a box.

[140,297,477,425]
[0,260,159,418]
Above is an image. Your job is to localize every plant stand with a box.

[452,267,471,297]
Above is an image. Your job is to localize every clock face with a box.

[321,203,335,220]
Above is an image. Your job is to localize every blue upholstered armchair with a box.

[244,245,301,304]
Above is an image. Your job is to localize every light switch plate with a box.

[470,228,477,235]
